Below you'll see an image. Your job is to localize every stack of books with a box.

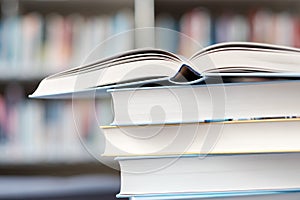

[31,42,300,199]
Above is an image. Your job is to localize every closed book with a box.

[102,118,300,156]
[119,190,300,200]
[117,153,300,196]
[108,80,300,126]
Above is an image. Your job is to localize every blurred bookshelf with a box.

[0,0,300,168]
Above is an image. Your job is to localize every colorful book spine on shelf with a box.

[0,84,108,163]
[0,9,135,78]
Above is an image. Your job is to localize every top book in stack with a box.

[30,42,300,99]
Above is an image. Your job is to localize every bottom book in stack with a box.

[125,190,300,200]
[116,153,300,199]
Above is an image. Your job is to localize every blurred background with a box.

[0,0,299,199]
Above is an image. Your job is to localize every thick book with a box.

[117,153,300,196]
[29,42,300,98]
[101,118,300,156]
[108,80,300,125]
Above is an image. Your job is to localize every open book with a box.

[30,42,300,98]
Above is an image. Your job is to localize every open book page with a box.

[189,42,300,75]
[30,49,184,98]
[30,42,300,98]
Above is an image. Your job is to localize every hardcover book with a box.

[30,42,300,98]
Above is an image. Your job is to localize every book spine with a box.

[0,84,111,163]
[0,9,134,78]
